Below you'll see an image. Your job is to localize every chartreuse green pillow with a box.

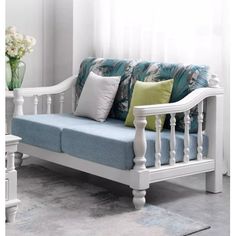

[125,79,174,131]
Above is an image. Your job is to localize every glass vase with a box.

[6,59,26,91]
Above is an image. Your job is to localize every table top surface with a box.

[5,135,21,143]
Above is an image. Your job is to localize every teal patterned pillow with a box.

[76,57,136,120]
[130,62,209,133]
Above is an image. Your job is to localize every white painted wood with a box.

[132,190,146,210]
[131,115,149,208]
[169,113,176,166]
[133,87,223,117]
[5,135,21,223]
[12,74,224,209]
[130,116,149,193]
[5,135,21,145]
[71,82,77,113]
[34,95,39,115]
[7,152,15,172]
[59,93,64,114]
[155,115,162,168]
[13,95,24,116]
[206,95,224,193]
[19,143,214,207]
[13,76,76,116]
[5,91,14,133]
[208,74,220,88]
[5,179,9,200]
[149,159,214,183]
[6,206,18,223]
[129,169,149,190]
[133,116,147,171]
[13,76,76,97]
[46,95,52,114]
[18,143,131,186]
[184,110,190,163]
[197,101,204,161]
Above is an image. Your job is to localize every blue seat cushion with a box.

[61,118,208,170]
[12,113,208,170]
[12,114,93,152]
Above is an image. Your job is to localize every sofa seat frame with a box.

[13,74,224,209]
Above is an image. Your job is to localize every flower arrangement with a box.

[5,26,36,59]
[5,26,36,90]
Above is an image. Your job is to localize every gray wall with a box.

[53,0,94,112]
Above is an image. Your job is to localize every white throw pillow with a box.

[74,71,121,122]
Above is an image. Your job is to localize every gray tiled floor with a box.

[23,157,230,236]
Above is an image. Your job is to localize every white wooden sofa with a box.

[12,58,224,209]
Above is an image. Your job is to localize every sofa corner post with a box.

[6,206,18,223]
[13,90,24,117]
[131,115,149,210]
[205,94,224,193]
[12,90,24,168]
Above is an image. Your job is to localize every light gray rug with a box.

[6,164,210,236]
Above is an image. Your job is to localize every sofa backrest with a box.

[75,57,209,133]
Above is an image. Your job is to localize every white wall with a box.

[6,0,44,88]
[52,0,74,112]
[53,0,94,112]
[6,0,55,114]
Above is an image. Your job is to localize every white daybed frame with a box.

[13,75,224,209]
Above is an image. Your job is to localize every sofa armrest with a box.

[133,87,224,117]
[13,75,77,98]
[13,75,77,116]
[132,86,224,172]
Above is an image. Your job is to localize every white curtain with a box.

[93,0,225,71]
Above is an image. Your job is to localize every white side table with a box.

[6,90,24,168]
[5,90,14,134]
[5,135,21,223]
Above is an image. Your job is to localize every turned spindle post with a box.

[46,95,52,114]
[34,95,38,115]
[197,101,203,161]
[170,113,176,165]
[59,93,64,114]
[184,110,190,163]
[155,115,162,168]
[13,95,24,116]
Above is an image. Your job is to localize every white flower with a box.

[6,26,17,35]
[31,37,36,46]
[5,34,12,44]
[15,33,24,41]
[7,48,18,57]
[5,26,36,59]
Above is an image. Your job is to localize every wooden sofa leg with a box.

[206,169,223,193]
[132,189,146,210]
[14,152,23,169]
[6,206,17,223]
